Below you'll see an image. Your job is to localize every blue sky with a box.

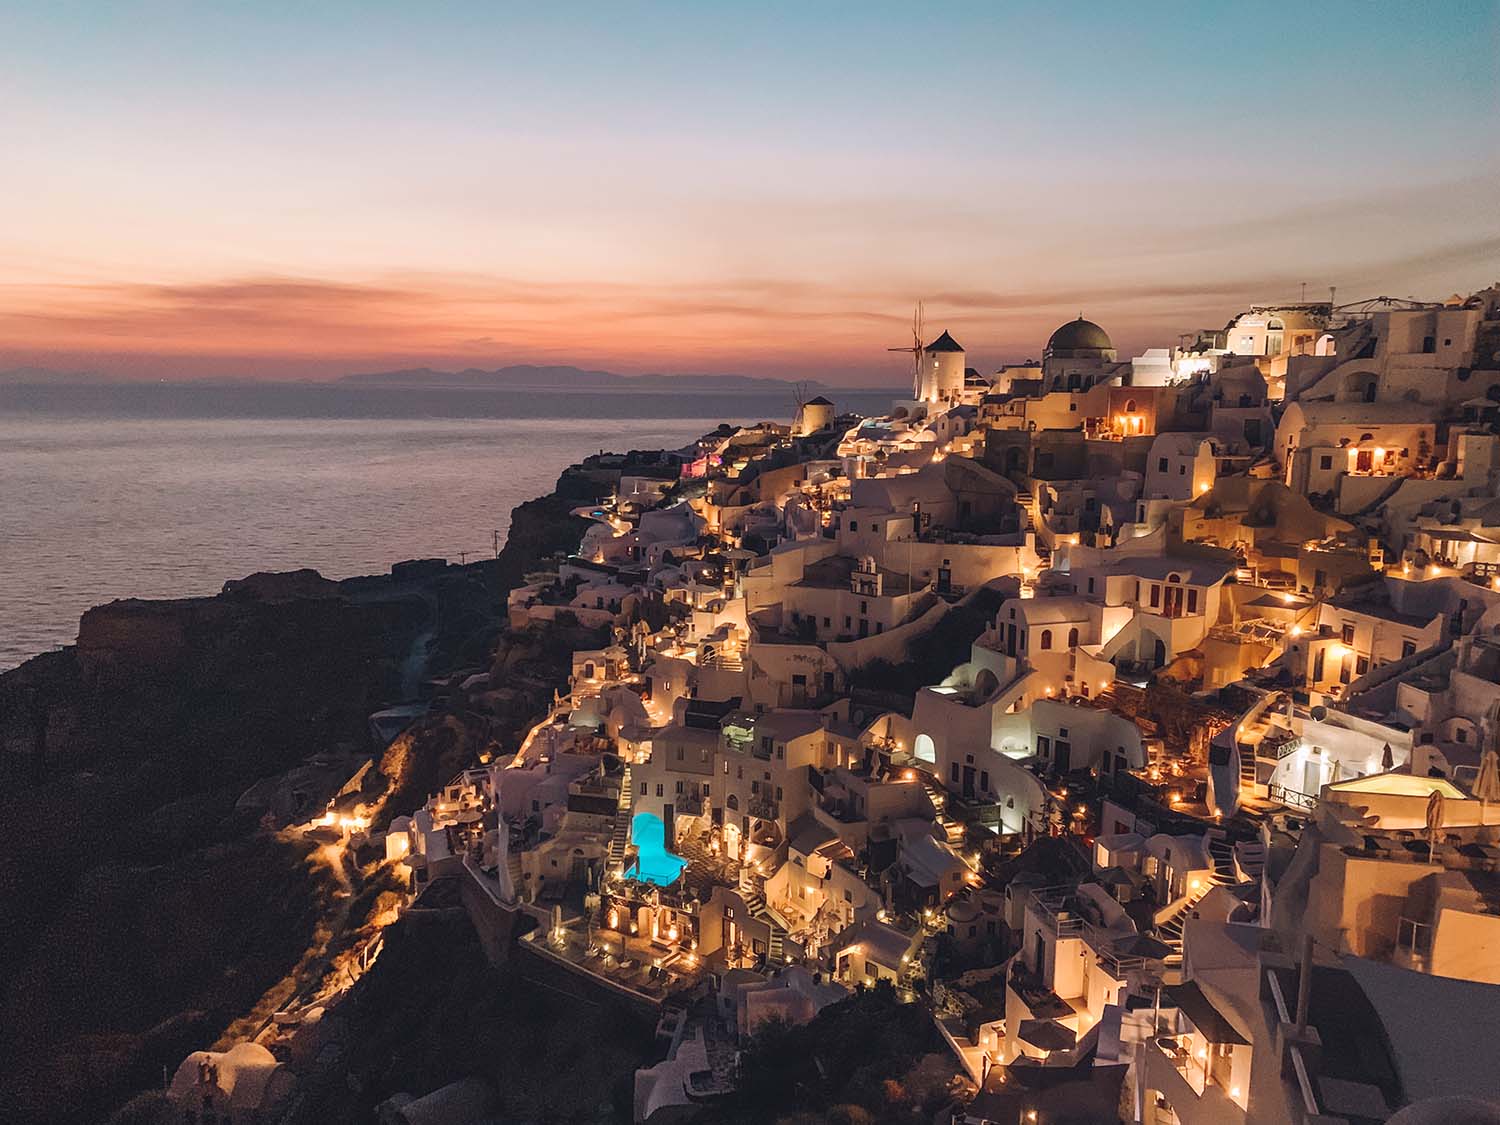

[2,1,1496,380]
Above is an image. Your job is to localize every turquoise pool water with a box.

[629,811,687,885]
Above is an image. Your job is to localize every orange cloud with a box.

[3,237,1497,383]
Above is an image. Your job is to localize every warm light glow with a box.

[1289,625,1303,637]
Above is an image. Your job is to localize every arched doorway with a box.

[913,733,936,764]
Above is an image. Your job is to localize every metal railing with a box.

[1030,886,1150,978]
[1268,783,1317,812]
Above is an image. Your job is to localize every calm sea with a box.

[0,381,895,670]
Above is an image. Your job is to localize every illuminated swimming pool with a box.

[629,811,687,886]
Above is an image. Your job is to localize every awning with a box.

[1017,1018,1077,1052]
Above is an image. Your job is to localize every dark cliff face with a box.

[0,580,422,1123]
[0,464,611,1122]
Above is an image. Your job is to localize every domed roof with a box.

[1046,317,1114,355]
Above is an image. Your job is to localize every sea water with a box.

[0,380,896,669]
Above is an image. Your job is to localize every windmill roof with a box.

[924,330,964,353]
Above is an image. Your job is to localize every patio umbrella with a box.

[1474,748,1500,830]
[1016,1018,1076,1053]
[1380,743,1394,771]
[1426,788,1446,864]
[1114,934,1175,962]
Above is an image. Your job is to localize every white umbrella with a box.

[1426,789,1446,864]
[1473,748,1500,829]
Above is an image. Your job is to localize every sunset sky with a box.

[3,2,1497,384]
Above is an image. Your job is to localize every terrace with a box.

[523,914,710,1005]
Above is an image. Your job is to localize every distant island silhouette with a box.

[338,364,825,390]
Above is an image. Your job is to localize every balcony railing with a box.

[1268,783,1317,812]
[1395,915,1432,970]
[1030,886,1150,978]
[1259,733,1302,762]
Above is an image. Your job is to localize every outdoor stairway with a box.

[1233,839,1267,882]
[608,764,634,866]
[1016,492,1036,534]
[921,776,966,846]
[1157,844,1239,966]
[1209,836,1238,884]
[505,851,523,896]
[1238,744,1258,798]
[743,883,788,966]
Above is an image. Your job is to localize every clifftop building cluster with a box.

[367,285,1500,1125]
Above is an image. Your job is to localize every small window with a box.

[1040,629,1053,650]
[1401,640,1416,658]
[640,782,648,795]
[655,784,664,798]
[848,520,858,531]
[1150,585,1161,609]
[1342,623,1355,644]
[1320,455,1333,471]
[1157,457,1169,473]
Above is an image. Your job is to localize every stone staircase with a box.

[1015,492,1036,534]
[608,764,634,866]
[1237,744,1258,798]
[505,851,523,899]
[1157,841,1238,965]
[921,775,966,846]
[742,880,788,965]
[1233,839,1267,882]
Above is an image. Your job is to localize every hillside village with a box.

[173,288,1500,1125]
